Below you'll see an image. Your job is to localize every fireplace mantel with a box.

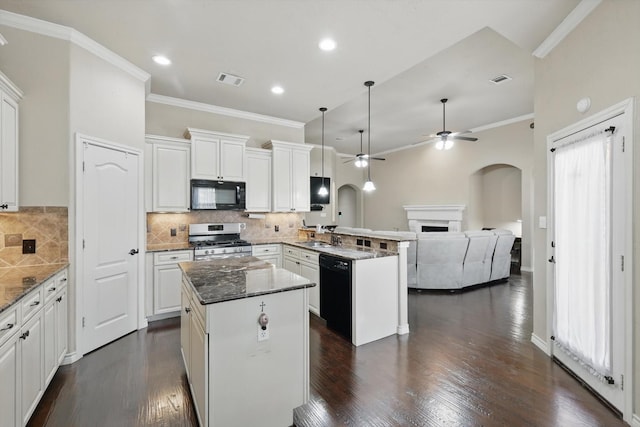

[402,204,466,233]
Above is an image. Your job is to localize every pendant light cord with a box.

[319,107,327,190]
[367,82,373,181]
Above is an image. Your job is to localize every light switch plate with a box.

[539,216,547,229]
[257,325,269,342]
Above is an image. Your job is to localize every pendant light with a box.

[354,130,368,168]
[363,81,376,192]
[318,107,329,197]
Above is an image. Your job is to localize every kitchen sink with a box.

[300,241,333,248]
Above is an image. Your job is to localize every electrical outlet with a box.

[22,239,36,254]
[364,240,371,247]
[274,225,279,232]
[170,228,177,236]
[257,325,269,342]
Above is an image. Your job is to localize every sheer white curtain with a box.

[553,130,611,377]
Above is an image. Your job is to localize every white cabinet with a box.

[20,308,44,425]
[181,280,208,427]
[145,135,191,212]
[0,71,22,212]
[245,148,271,212]
[186,128,248,181]
[149,250,193,317]
[0,302,20,427]
[252,244,282,268]
[283,245,320,315]
[263,140,312,212]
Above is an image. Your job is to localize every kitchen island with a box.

[179,256,314,427]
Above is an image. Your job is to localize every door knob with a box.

[129,249,139,255]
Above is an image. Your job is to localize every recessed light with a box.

[271,86,284,95]
[319,38,336,51]
[152,55,171,66]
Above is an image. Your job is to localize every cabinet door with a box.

[245,150,271,212]
[300,261,320,315]
[191,137,220,180]
[219,140,245,181]
[272,147,293,212]
[154,264,183,314]
[189,313,207,427]
[0,92,19,212]
[43,300,57,386]
[56,287,68,365]
[0,333,19,427]
[153,143,190,212]
[180,285,191,376]
[291,148,310,212]
[283,256,300,274]
[21,312,44,425]
[256,254,282,268]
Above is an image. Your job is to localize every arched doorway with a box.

[337,184,361,227]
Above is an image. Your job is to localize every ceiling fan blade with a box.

[450,130,473,137]
[343,158,355,163]
[370,157,386,161]
[452,136,478,142]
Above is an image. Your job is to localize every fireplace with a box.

[403,205,466,233]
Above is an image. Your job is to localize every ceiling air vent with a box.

[489,74,512,85]
[217,72,245,87]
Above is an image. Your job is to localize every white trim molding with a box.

[533,0,602,58]
[147,93,305,129]
[0,10,150,83]
[530,333,550,355]
[631,414,640,427]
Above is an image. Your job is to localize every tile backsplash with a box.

[147,211,304,245]
[0,207,69,267]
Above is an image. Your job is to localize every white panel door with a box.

[43,300,57,386]
[291,148,310,212]
[0,92,18,211]
[0,333,19,427]
[153,143,190,212]
[191,137,220,180]
[82,141,139,354]
[153,264,183,314]
[21,312,43,425]
[245,149,271,212]
[55,287,68,364]
[272,147,292,212]
[219,139,245,181]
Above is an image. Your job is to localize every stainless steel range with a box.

[189,223,252,260]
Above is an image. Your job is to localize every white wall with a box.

[0,26,70,206]
[532,0,640,416]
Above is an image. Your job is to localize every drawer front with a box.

[44,277,58,303]
[154,250,193,265]
[56,269,69,289]
[0,305,20,347]
[299,249,319,263]
[252,244,281,256]
[283,245,300,259]
[22,286,44,323]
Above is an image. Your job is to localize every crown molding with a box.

[0,10,150,83]
[146,93,305,129]
[532,0,602,59]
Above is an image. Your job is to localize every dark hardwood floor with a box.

[30,273,625,427]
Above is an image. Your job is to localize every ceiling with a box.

[0,0,583,155]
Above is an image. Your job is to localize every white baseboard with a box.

[147,311,180,323]
[531,333,550,355]
[397,324,410,335]
[520,266,533,273]
[62,351,81,366]
[631,413,640,427]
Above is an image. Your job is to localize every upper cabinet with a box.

[245,147,271,212]
[145,135,191,212]
[0,71,22,212]
[263,140,312,213]
[185,128,248,182]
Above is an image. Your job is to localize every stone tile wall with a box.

[147,211,303,245]
[0,207,69,267]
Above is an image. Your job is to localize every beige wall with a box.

[532,0,640,417]
[361,119,533,265]
[473,165,522,236]
[334,153,366,228]
[145,101,304,147]
[0,27,70,206]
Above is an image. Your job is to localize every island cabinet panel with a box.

[0,331,19,427]
[207,290,307,427]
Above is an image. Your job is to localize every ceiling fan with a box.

[426,98,478,150]
[344,129,386,166]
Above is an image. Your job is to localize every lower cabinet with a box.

[252,244,282,268]
[149,250,193,318]
[0,267,68,427]
[283,245,320,315]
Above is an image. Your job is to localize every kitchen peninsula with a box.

[179,256,314,427]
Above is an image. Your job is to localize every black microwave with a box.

[190,180,246,210]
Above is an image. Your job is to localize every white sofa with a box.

[413,229,515,290]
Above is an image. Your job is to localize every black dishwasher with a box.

[319,254,352,340]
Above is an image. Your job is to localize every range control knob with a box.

[258,313,269,330]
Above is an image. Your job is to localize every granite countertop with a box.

[146,242,192,252]
[283,241,397,261]
[0,263,69,314]
[180,256,315,305]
